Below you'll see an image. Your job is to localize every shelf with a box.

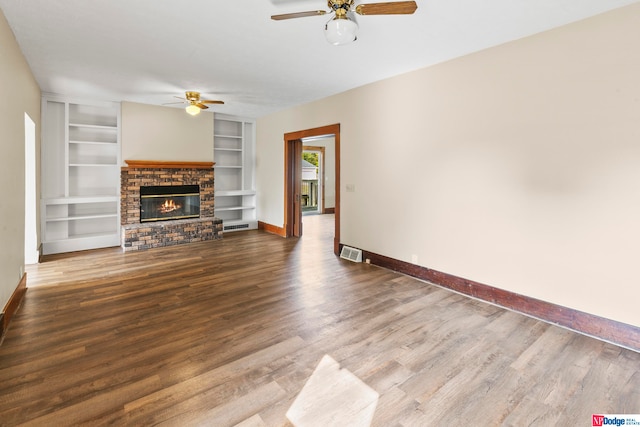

[215,206,255,212]
[69,126,117,144]
[214,147,242,152]
[45,195,119,204]
[214,134,242,139]
[44,231,119,243]
[68,190,120,198]
[69,140,118,145]
[215,165,242,169]
[216,190,256,196]
[42,233,120,255]
[46,213,118,222]
[69,123,118,130]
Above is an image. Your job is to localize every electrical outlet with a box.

[346,184,355,192]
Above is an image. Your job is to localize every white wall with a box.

[121,102,214,163]
[0,9,41,310]
[256,3,640,328]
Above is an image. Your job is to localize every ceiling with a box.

[1,0,637,118]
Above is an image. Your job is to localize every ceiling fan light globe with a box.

[186,104,201,115]
[324,17,358,45]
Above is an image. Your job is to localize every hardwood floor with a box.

[1,214,639,426]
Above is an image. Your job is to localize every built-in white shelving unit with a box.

[41,95,121,254]
[214,114,257,232]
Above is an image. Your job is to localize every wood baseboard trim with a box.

[1,273,27,344]
[258,221,286,237]
[363,250,640,352]
[323,207,335,214]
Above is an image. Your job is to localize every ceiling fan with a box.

[271,0,418,45]
[165,91,224,115]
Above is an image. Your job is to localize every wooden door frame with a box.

[285,138,303,238]
[284,124,340,255]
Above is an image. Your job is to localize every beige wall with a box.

[0,9,41,310]
[256,3,640,327]
[121,102,214,164]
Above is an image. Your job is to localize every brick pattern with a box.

[121,168,215,225]
[120,166,221,252]
[121,218,222,251]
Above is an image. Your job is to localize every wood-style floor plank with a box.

[0,214,639,426]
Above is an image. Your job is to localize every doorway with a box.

[302,145,324,215]
[284,124,340,255]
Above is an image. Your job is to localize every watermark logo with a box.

[593,415,640,426]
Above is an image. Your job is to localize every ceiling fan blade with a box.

[201,100,225,105]
[271,10,326,20]
[162,101,186,105]
[196,103,209,110]
[355,1,417,15]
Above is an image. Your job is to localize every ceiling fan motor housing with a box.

[329,0,354,17]
[185,91,201,102]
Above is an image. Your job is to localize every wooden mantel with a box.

[123,160,215,170]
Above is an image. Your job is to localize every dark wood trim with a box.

[123,160,214,170]
[293,141,303,237]
[1,273,27,344]
[323,207,335,214]
[333,130,340,255]
[284,124,339,141]
[363,250,640,352]
[284,139,302,237]
[258,221,286,237]
[283,124,341,255]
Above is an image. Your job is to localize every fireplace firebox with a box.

[140,185,200,223]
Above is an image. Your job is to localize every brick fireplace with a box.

[120,160,222,251]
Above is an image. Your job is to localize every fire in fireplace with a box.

[140,185,200,222]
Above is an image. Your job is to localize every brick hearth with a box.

[120,161,222,251]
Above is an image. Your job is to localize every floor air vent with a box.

[340,246,362,263]
[224,224,249,231]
